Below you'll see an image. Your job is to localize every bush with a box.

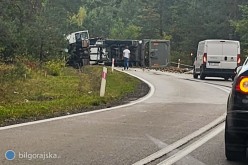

[170,51,194,66]
[44,60,64,76]
[0,62,28,83]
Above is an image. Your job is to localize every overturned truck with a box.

[66,30,90,67]
[89,39,170,68]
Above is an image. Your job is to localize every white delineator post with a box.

[100,67,108,97]
[177,59,181,68]
[111,58,115,72]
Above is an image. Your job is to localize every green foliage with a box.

[44,60,65,76]
[0,66,141,126]
[170,51,193,66]
[1,0,248,65]
[231,5,248,56]
[110,19,141,39]
[0,62,28,83]
[69,7,87,27]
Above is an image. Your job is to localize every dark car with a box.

[225,65,248,161]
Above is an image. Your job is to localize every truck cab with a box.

[66,30,90,67]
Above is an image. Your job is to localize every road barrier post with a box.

[112,58,115,72]
[100,67,107,97]
[177,59,181,68]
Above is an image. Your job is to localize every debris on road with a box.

[152,67,193,74]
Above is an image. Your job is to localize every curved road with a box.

[0,68,246,165]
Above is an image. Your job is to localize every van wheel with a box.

[200,72,205,80]
[193,73,198,79]
[193,68,198,79]
[199,67,205,80]
[224,77,229,81]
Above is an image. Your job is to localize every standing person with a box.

[123,46,131,70]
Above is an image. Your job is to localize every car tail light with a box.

[237,54,241,65]
[236,76,248,93]
[203,53,207,64]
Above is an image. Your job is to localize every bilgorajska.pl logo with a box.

[19,152,60,160]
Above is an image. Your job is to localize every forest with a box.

[1,0,248,65]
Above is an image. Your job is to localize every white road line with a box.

[146,134,167,149]
[157,123,225,165]
[132,114,226,165]
[133,73,229,165]
[0,69,155,131]
[146,134,206,165]
[204,83,231,93]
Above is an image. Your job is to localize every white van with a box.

[193,39,241,80]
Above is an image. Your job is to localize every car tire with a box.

[225,125,246,161]
[225,147,245,161]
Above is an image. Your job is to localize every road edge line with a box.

[0,69,155,131]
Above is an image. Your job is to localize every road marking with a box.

[133,72,229,165]
[0,70,155,131]
[146,134,167,149]
[133,114,226,165]
[146,135,206,165]
[204,83,231,93]
[157,123,225,165]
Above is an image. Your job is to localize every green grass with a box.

[0,65,141,126]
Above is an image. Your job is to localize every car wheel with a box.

[225,126,246,161]
[225,147,245,161]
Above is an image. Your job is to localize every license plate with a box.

[209,63,219,66]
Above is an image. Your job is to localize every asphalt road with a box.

[0,68,246,165]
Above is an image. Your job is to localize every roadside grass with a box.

[0,64,142,126]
